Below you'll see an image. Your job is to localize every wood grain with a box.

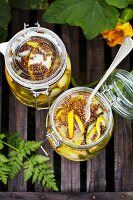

[86,38,106,192]
[61,25,80,192]
[112,47,133,191]
[8,9,29,192]
[0,192,132,200]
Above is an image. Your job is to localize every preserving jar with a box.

[41,69,133,161]
[0,24,71,109]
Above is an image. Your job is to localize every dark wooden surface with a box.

[0,192,133,200]
[0,8,133,199]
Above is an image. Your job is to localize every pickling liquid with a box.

[47,91,113,161]
[5,36,71,108]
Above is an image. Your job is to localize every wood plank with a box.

[0,192,132,200]
[86,38,106,191]
[114,116,133,191]
[112,47,133,191]
[61,25,80,192]
[35,110,54,192]
[0,55,3,132]
[34,13,55,192]
[8,9,29,192]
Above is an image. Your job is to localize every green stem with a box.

[0,140,19,152]
[0,139,31,162]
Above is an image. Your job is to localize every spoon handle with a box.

[88,36,133,105]
[85,37,133,122]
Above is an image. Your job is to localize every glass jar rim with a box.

[5,27,67,89]
[49,87,113,149]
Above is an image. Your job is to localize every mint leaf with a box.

[43,0,120,39]
[105,0,128,8]
[9,0,48,10]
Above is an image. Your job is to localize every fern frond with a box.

[34,155,50,164]
[23,158,34,181]
[7,132,22,148]
[8,150,23,179]
[0,133,6,140]
[32,166,39,183]
[0,141,3,150]
[24,141,41,152]
[0,162,10,184]
[23,154,58,191]
[0,153,8,163]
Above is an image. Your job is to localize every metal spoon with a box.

[85,36,133,122]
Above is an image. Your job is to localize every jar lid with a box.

[101,69,133,119]
[5,27,67,89]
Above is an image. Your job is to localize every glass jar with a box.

[0,25,71,109]
[41,69,133,161]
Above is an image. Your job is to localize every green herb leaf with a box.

[0,154,8,163]
[0,162,10,184]
[7,132,22,148]
[43,0,120,39]
[0,132,57,190]
[24,155,58,191]
[0,133,6,140]
[0,141,4,150]
[8,150,23,179]
[34,155,50,164]
[105,0,128,8]
[24,141,42,152]
[9,0,48,10]
[24,160,34,181]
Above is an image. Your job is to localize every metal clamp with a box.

[24,23,29,29]
[32,86,50,110]
[41,131,62,156]
[101,88,117,106]
[34,22,40,27]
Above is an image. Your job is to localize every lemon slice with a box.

[74,115,84,134]
[87,126,100,143]
[68,110,74,139]
[96,116,106,135]
[56,108,66,122]
[26,41,39,48]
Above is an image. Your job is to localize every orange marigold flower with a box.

[102,22,133,47]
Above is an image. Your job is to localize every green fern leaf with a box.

[34,155,50,164]
[24,141,41,152]
[18,140,25,151]
[7,132,22,148]
[32,166,39,183]
[23,159,34,181]
[8,150,22,179]
[0,153,8,163]
[0,133,6,140]
[0,163,10,185]
[38,170,44,184]
[0,142,4,150]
